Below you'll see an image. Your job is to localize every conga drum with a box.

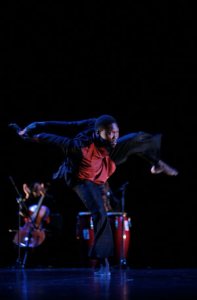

[76,212,94,246]
[76,212,95,266]
[107,212,132,265]
[76,211,132,266]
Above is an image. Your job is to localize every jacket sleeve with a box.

[24,118,96,136]
[43,119,96,129]
[31,133,71,152]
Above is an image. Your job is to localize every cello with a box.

[13,183,50,248]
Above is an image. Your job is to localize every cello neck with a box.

[31,194,45,223]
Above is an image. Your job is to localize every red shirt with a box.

[77,143,116,184]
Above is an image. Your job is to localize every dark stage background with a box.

[1,2,196,268]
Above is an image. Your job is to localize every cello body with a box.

[13,222,46,248]
[13,193,50,248]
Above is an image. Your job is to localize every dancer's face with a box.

[98,122,119,148]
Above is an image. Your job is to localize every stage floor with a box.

[0,267,197,300]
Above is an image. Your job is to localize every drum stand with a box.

[19,225,33,268]
[8,176,23,268]
[9,176,29,268]
[15,197,30,268]
[119,182,129,268]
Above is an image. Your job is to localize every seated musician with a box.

[21,182,51,228]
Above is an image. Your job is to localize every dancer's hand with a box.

[18,122,45,136]
[8,123,30,139]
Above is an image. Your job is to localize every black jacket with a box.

[29,118,113,187]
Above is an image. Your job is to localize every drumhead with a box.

[78,211,91,216]
[78,211,127,216]
[107,212,126,216]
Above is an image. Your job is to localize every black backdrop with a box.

[1,2,196,268]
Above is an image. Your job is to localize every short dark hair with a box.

[95,114,117,130]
